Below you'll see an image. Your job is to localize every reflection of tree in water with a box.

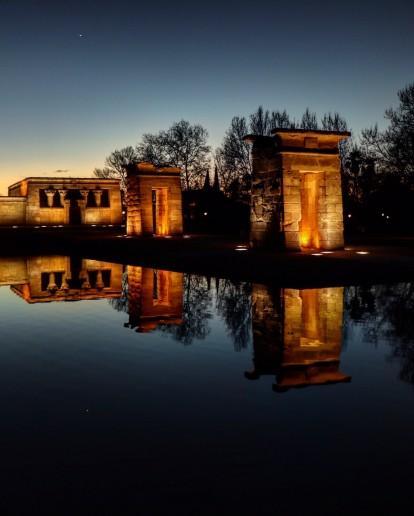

[109,271,129,312]
[107,270,253,349]
[159,274,212,345]
[215,278,252,351]
[345,283,414,384]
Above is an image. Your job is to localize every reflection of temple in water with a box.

[247,284,350,392]
[125,266,183,332]
[0,256,123,303]
[0,256,184,333]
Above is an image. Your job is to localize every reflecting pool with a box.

[1,255,414,514]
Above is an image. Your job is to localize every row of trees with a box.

[95,82,414,232]
[94,121,210,191]
[342,83,414,232]
[94,107,348,195]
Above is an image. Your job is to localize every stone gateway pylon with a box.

[126,162,183,237]
[246,129,350,251]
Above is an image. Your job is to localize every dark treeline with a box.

[345,283,414,384]
[95,82,414,235]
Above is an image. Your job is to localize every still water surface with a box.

[1,255,414,514]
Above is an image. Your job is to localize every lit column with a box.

[60,273,69,291]
[47,272,58,292]
[78,190,89,224]
[93,189,103,207]
[58,189,67,207]
[80,270,91,289]
[45,189,55,207]
[95,270,104,289]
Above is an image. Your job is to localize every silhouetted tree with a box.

[321,112,348,132]
[215,116,252,200]
[361,82,414,181]
[300,108,319,130]
[94,146,138,191]
[136,120,211,190]
[250,106,272,136]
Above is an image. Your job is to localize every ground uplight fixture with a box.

[312,253,323,256]
[321,251,333,254]
[356,251,370,255]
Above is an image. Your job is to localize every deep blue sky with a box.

[0,0,413,191]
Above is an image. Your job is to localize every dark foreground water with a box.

[0,255,414,515]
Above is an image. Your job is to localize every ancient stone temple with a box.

[247,129,350,250]
[0,178,122,226]
[246,284,350,392]
[126,162,183,237]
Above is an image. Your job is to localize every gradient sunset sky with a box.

[1,0,413,193]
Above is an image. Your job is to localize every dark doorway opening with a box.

[65,190,82,225]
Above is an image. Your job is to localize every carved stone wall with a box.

[250,137,284,248]
[249,129,349,251]
[0,197,26,225]
[4,178,122,226]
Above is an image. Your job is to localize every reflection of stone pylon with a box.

[126,266,142,330]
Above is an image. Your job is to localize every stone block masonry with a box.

[126,162,183,237]
[1,177,122,226]
[246,129,350,251]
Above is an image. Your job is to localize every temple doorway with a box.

[151,188,168,235]
[299,173,321,249]
[65,190,82,225]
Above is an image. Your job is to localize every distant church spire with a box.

[203,169,211,190]
[213,166,220,192]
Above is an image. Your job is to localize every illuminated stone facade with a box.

[126,266,183,332]
[247,283,350,392]
[0,177,122,226]
[248,129,350,250]
[126,163,183,237]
